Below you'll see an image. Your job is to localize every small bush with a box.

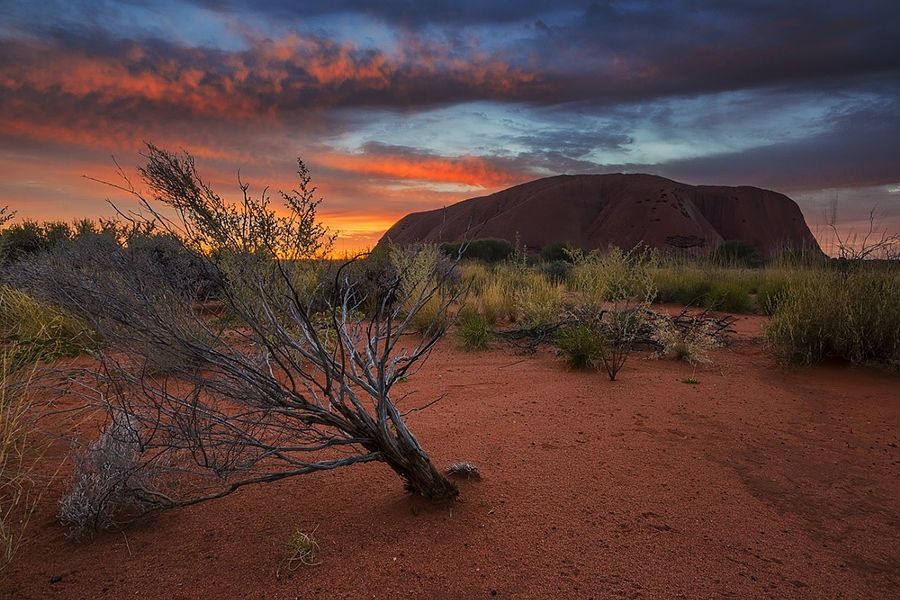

[280,527,321,572]
[540,242,578,263]
[58,417,158,539]
[440,238,513,264]
[456,309,492,351]
[567,247,657,380]
[555,324,603,369]
[653,315,720,364]
[390,244,450,334]
[709,240,765,268]
[127,233,219,299]
[540,260,572,284]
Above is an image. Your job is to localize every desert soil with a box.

[3,314,899,599]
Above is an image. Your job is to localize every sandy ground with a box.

[3,314,899,599]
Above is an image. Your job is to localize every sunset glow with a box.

[1,1,898,252]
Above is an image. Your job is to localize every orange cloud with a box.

[0,31,537,122]
[316,151,523,188]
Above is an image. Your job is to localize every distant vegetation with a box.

[449,236,899,371]
[440,238,513,263]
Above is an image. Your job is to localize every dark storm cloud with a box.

[4,0,899,112]
[650,98,900,191]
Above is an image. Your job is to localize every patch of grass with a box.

[478,281,505,325]
[653,265,755,313]
[0,286,92,367]
[555,324,603,369]
[755,272,793,316]
[681,376,700,385]
[766,267,900,368]
[513,272,564,328]
[456,309,492,351]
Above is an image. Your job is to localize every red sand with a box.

[3,315,899,599]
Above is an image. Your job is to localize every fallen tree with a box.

[24,146,462,536]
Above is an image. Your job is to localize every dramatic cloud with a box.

[1,0,898,251]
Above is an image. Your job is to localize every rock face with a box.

[381,174,823,257]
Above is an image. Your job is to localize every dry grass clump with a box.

[476,280,506,324]
[459,261,491,295]
[512,272,564,328]
[446,462,481,480]
[653,315,721,364]
[465,263,562,327]
[280,526,321,573]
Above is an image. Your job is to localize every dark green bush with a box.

[540,260,572,284]
[540,241,578,263]
[440,238,513,264]
[709,240,765,268]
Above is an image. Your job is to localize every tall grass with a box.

[465,263,562,327]
[766,267,900,367]
[0,287,91,569]
[0,352,39,572]
[389,245,449,334]
[652,265,756,313]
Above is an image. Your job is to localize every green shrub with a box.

[456,309,492,351]
[540,242,578,263]
[555,324,603,369]
[540,260,572,284]
[756,274,792,316]
[708,240,765,268]
[706,280,754,313]
[440,238,513,264]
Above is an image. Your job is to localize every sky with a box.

[1,0,899,253]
